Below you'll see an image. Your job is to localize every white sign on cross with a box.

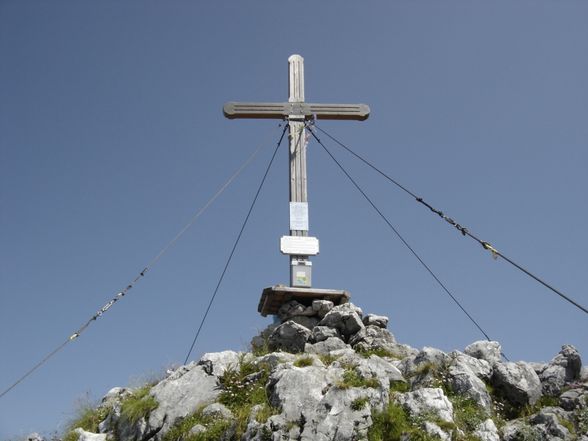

[223,54,370,288]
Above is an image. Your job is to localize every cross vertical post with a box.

[287,55,312,287]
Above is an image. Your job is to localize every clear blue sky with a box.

[1,1,587,438]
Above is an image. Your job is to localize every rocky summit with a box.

[40,300,587,441]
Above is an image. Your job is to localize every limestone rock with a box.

[147,363,220,435]
[26,434,44,441]
[198,350,241,376]
[318,303,364,337]
[305,336,349,354]
[278,300,314,321]
[395,387,454,423]
[449,352,492,380]
[491,361,542,406]
[474,419,500,441]
[464,341,503,365]
[189,424,207,435]
[312,299,334,318]
[560,387,588,411]
[255,352,296,368]
[268,320,312,353]
[101,387,131,406]
[423,422,450,441]
[73,429,108,441]
[540,345,582,395]
[447,359,493,412]
[267,365,328,421]
[312,325,341,342]
[288,315,320,330]
[201,402,233,420]
[309,386,383,441]
[529,407,573,439]
[399,347,450,389]
[349,325,396,353]
[502,420,541,441]
[362,314,389,328]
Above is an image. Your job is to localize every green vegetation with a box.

[573,398,588,436]
[120,385,159,424]
[61,404,111,441]
[164,357,279,441]
[162,407,233,441]
[293,356,314,368]
[367,401,436,441]
[337,365,380,389]
[351,396,370,411]
[449,395,485,434]
[389,380,410,394]
[356,347,401,359]
[251,334,271,356]
[217,357,279,437]
[318,353,339,366]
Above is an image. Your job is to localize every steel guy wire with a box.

[313,124,588,316]
[0,123,284,400]
[183,124,288,364]
[308,127,505,357]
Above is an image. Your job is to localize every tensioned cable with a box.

[309,127,501,351]
[0,124,284,400]
[313,124,588,316]
[184,124,288,364]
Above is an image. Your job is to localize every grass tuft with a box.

[120,385,158,424]
[293,356,314,368]
[217,357,279,437]
[351,396,370,411]
[337,366,380,389]
[61,403,111,441]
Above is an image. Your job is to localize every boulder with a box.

[267,365,329,421]
[540,345,582,395]
[395,388,454,423]
[201,402,233,420]
[198,350,241,376]
[464,341,503,365]
[349,325,396,353]
[147,363,220,436]
[449,352,492,380]
[474,419,500,441]
[26,434,44,441]
[399,346,449,383]
[423,422,451,441]
[529,407,573,439]
[309,386,385,441]
[305,337,349,354]
[560,387,588,411]
[189,424,207,436]
[312,325,341,342]
[447,359,493,412]
[362,314,389,328]
[502,421,541,441]
[289,315,320,330]
[256,352,296,368]
[491,361,542,406]
[278,300,314,321]
[268,320,312,353]
[318,303,364,337]
[312,299,334,318]
[73,429,108,441]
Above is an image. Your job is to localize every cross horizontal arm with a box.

[223,102,370,121]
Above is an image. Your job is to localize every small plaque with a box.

[289,202,309,231]
[280,236,319,255]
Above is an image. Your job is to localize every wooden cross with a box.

[223,54,370,288]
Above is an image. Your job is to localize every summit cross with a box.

[223,54,370,288]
